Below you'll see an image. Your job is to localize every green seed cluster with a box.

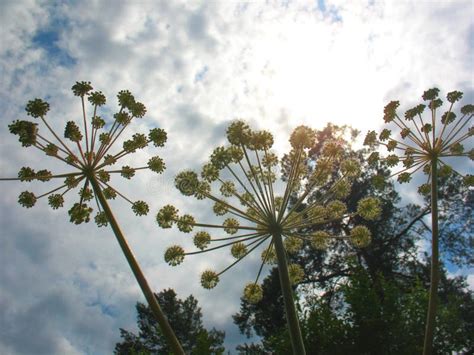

[243,283,263,304]
[158,121,379,297]
[6,81,168,227]
[364,87,473,191]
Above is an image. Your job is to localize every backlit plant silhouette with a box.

[363,88,473,355]
[1,82,185,354]
[157,121,381,354]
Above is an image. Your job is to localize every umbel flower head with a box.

[364,88,473,191]
[364,89,472,355]
[6,81,167,226]
[157,121,380,303]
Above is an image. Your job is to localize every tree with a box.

[115,289,225,354]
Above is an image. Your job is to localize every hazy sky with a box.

[0,1,473,354]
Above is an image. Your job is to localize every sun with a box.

[244,18,383,132]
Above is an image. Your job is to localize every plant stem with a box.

[89,176,185,355]
[423,159,439,355]
[272,231,306,355]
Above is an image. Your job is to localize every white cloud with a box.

[0,0,472,353]
[468,274,474,291]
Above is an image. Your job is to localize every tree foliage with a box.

[115,289,225,354]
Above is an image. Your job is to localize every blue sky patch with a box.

[317,0,342,22]
[194,65,209,83]
[87,299,119,318]
[31,2,76,69]
[32,29,76,67]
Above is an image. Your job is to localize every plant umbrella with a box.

[158,121,381,354]
[2,81,185,354]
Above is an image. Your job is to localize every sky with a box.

[0,0,473,354]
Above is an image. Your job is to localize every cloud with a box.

[0,0,472,353]
[468,274,474,291]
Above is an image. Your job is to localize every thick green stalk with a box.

[272,231,306,355]
[423,159,439,355]
[89,176,185,355]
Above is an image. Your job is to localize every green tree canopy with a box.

[115,289,225,354]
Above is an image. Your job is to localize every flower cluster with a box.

[6,81,167,226]
[157,121,380,303]
[364,88,473,191]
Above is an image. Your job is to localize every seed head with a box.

[220,181,236,197]
[341,159,361,178]
[383,101,399,123]
[357,197,382,221]
[64,121,83,142]
[156,205,179,228]
[121,166,136,179]
[69,203,93,224]
[117,90,135,108]
[223,218,239,234]
[194,231,211,250]
[177,214,195,233]
[148,156,165,174]
[210,146,232,169]
[88,91,106,106]
[5,82,166,232]
[72,81,93,97]
[18,191,37,208]
[201,163,220,183]
[289,125,315,149]
[231,242,248,259]
[226,120,252,145]
[201,270,219,289]
[164,245,185,266]
[9,120,38,147]
[48,194,64,209]
[284,236,303,254]
[288,264,304,285]
[94,212,108,227]
[261,244,277,264]
[213,201,229,216]
[175,171,199,196]
[368,87,472,196]
[18,167,36,182]
[132,201,149,216]
[25,99,50,118]
[158,121,376,295]
[311,231,330,250]
[350,226,372,248]
[243,283,263,304]
[148,128,167,147]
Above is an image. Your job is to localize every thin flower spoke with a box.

[185,233,267,256]
[277,147,303,224]
[254,239,274,284]
[225,163,268,218]
[216,235,270,276]
[241,143,273,214]
[98,180,134,204]
[37,183,70,199]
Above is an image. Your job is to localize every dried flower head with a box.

[2,82,189,353]
[364,88,473,190]
[364,88,472,355]
[243,283,264,304]
[157,120,378,297]
[4,81,167,227]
